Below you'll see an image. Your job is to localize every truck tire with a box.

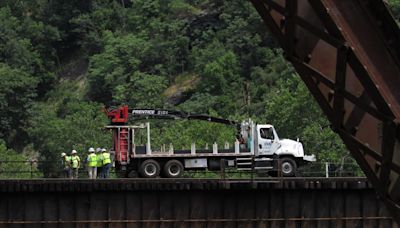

[139,159,160,178]
[280,157,297,177]
[163,160,184,178]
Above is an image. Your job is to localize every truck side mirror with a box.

[297,138,299,142]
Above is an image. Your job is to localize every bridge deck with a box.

[0,177,371,192]
[0,178,397,227]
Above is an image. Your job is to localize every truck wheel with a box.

[163,160,184,178]
[280,157,297,177]
[139,159,160,178]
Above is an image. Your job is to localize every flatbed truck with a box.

[106,106,316,178]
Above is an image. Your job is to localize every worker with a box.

[96,148,103,178]
[86,147,97,179]
[100,148,112,178]
[61,152,71,178]
[70,150,81,179]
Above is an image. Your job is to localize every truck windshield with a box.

[260,128,274,140]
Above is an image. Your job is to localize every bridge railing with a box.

[0,159,363,179]
[184,160,363,180]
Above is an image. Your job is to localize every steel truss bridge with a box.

[250,0,400,223]
[1,0,400,226]
[0,178,396,227]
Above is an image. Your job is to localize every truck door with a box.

[257,126,280,155]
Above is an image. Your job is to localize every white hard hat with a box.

[101,148,106,152]
[61,153,66,157]
[96,147,101,153]
[71,150,77,154]
[88,147,95,152]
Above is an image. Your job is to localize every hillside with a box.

[0,0,398,176]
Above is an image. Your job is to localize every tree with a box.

[186,41,244,116]
[179,93,219,113]
[28,100,110,177]
[0,0,369,175]
[41,0,91,51]
[0,6,59,96]
[87,32,153,104]
[0,64,38,147]
[201,51,241,94]
[114,72,167,107]
[0,140,41,178]
[148,118,236,151]
[389,0,400,21]
[70,0,127,54]
[261,75,349,163]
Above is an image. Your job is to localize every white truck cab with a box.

[256,124,281,156]
[256,124,313,160]
[239,119,316,176]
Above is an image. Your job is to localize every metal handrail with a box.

[0,160,363,179]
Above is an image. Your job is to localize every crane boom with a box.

[106,105,238,126]
[129,109,239,126]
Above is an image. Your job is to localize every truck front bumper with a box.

[303,154,316,162]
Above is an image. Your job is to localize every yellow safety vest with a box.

[102,152,111,165]
[71,156,80,168]
[96,154,103,167]
[64,156,71,168]
[88,153,97,167]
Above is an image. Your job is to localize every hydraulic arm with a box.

[106,105,238,127]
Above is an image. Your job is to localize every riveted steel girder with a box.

[250,0,400,223]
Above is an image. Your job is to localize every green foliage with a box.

[88,32,159,104]
[41,0,91,49]
[70,0,127,54]
[0,64,38,147]
[28,100,110,177]
[262,75,349,163]
[0,6,59,95]
[197,46,241,94]
[246,49,294,116]
[150,119,236,150]
[179,93,219,113]
[0,140,42,178]
[114,72,168,107]
[389,0,400,21]
[2,0,380,177]
[186,42,244,116]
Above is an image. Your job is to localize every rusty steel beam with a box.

[0,177,373,192]
[0,179,397,227]
[249,0,400,224]
[0,217,394,225]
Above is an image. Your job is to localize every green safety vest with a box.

[87,153,97,167]
[71,156,80,168]
[96,154,103,167]
[64,156,71,167]
[102,152,111,165]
